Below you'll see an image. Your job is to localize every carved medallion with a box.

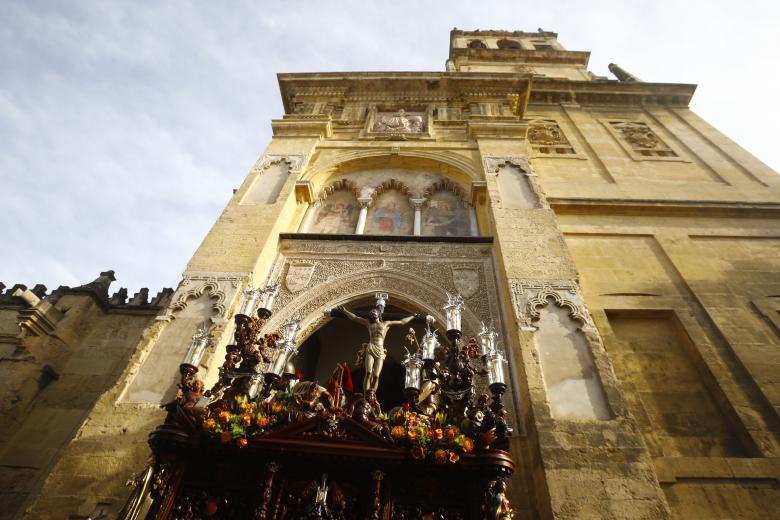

[373,110,426,134]
[452,267,480,298]
[285,263,315,293]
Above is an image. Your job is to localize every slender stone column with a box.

[355,197,372,234]
[410,198,426,236]
[469,205,479,236]
[298,200,319,232]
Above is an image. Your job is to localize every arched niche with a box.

[365,180,414,236]
[308,180,360,234]
[421,180,471,237]
[496,38,522,50]
[303,152,477,191]
[532,296,612,421]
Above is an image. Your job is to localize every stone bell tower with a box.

[10,28,780,520]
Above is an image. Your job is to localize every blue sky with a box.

[2,0,778,295]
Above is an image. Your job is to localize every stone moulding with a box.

[510,279,596,332]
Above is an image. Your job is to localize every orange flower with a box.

[271,402,284,414]
[241,402,252,413]
[462,437,474,453]
[237,437,248,448]
[390,426,406,440]
[411,446,425,460]
[434,428,443,441]
[203,418,217,431]
[407,430,418,442]
[220,431,232,444]
[445,428,456,442]
[434,449,448,464]
[219,411,231,424]
[408,418,419,428]
[243,415,252,426]
[256,416,270,428]
[448,451,460,463]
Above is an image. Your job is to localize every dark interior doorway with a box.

[293,304,432,411]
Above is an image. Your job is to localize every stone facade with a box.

[2,28,779,519]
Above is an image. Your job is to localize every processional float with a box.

[120,285,516,520]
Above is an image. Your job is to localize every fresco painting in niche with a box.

[422,191,470,236]
[309,190,358,234]
[365,190,413,235]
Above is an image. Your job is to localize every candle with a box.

[443,293,464,332]
[280,315,301,344]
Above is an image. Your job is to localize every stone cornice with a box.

[277,73,697,116]
[449,48,591,67]
[549,198,780,217]
[278,72,532,116]
[530,78,696,107]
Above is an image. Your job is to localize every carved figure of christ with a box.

[335,306,415,392]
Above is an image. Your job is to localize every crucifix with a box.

[325,293,427,394]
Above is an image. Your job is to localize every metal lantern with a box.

[259,283,280,315]
[478,321,497,356]
[402,351,424,390]
[486,349,508,386]
[421,316,439,361]
[268,340,296,377]
[182,325,211,366]
[443,293,464,332]
[279,314,301,344]
[239,287,262,316]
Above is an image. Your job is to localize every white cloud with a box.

[1,0,778,295]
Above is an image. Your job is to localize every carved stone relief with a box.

[604,120,679,159]
[252,154,307,174]
[284,262,316,293]
[373,110,426,134]
[527,119,577,156]
[509,279,595,332]
[159,272,249,324]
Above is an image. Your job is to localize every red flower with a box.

[402,402,410,411]
[295,371,303,380]
[237,437,248,448]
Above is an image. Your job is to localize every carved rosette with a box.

[509,279,596,332]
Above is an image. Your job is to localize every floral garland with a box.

[387,409,475,464]
[202,394,292,448]
[201,396,477,464]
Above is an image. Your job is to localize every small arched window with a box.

[496,39,522,50]
[467,39,487,49]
